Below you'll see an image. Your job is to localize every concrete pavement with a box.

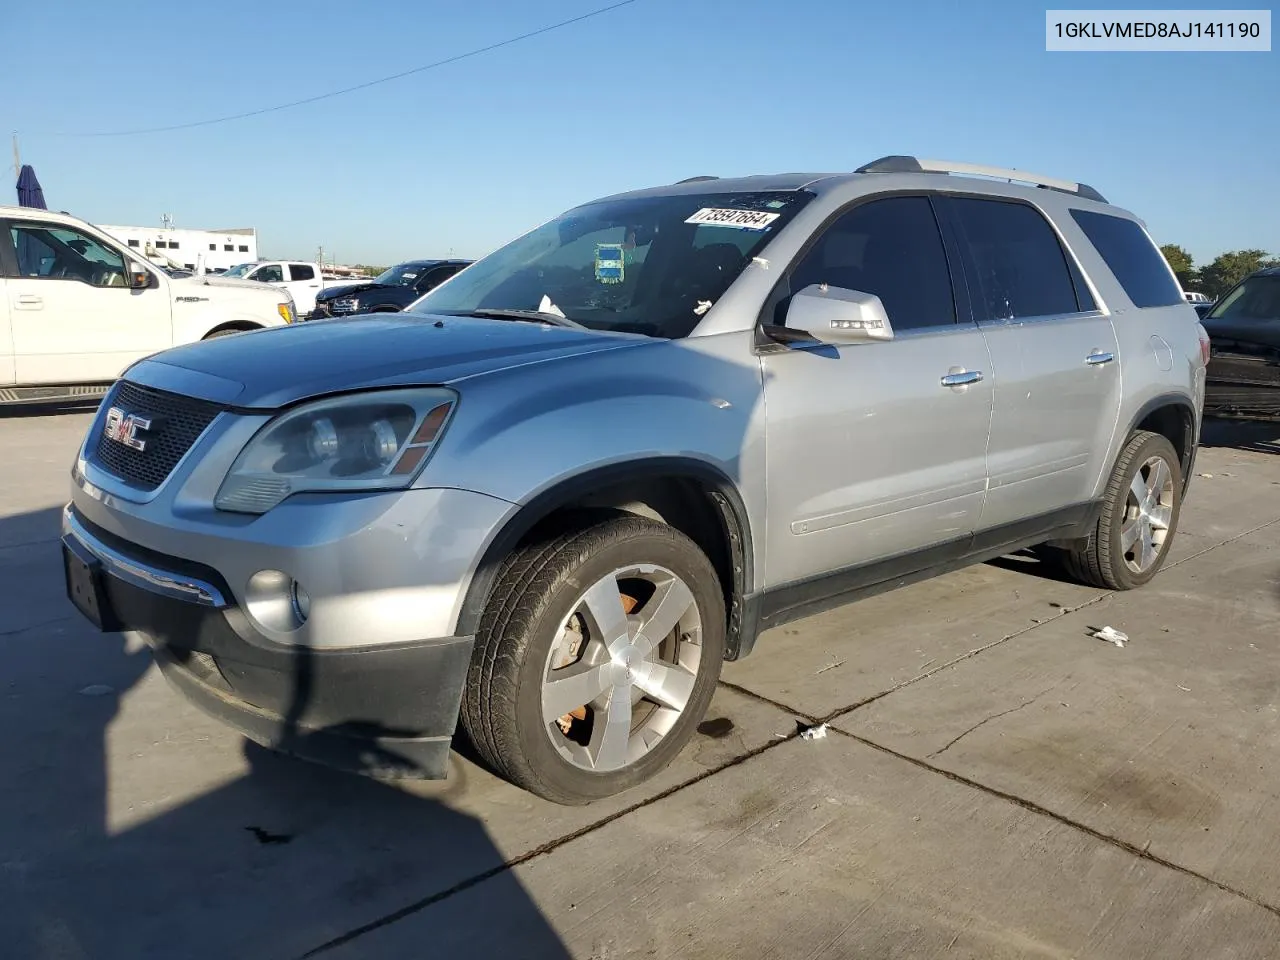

[2,407,1278,959]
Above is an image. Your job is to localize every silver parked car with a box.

[62,156,1209,804]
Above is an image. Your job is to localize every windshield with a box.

[222,263,255,278]
[413,191,813,338]
[1207,274,1280,322]
[376,263,430,286]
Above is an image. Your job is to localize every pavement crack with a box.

[0,615,73,638]
[831,726,1280,923]
[296,722,802,958]
[926,684,1057,759]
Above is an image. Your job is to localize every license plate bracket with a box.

[62,543,122,633]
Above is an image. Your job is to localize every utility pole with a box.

[12,132,20,180]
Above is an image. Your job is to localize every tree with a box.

[1160,244,1196,288]
[1198,249,1276,300]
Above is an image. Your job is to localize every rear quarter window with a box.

[1070,209,1184,308]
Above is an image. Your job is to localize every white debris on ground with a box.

[1092,626,1129,648]
[800,723,830,741]
[1199,473,1214,479]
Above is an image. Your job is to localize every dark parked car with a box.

[1202,266,1280,419]
[311,259,473,318]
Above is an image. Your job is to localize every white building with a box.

[97,222,259,272]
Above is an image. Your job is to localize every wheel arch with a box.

[1125,393,1198,494]
[454,457,757,660]
[202,320,263,339]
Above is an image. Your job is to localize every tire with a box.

[203,327,247,339]
[1063,430,1183,590]
[461,512,725,804]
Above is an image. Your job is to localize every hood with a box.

[124,313,649,408]
[173,273,281,295]
[317,281,393,301]
[1203,316,1280,353]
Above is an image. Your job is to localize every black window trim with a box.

[933,191,1102,327]
[754,189,971,350]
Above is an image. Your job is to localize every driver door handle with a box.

[15,294,43,309]
[1086,351,1115,366]
[941,370,983,387]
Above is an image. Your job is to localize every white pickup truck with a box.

[1,206,296,405]
[220,260,342,317]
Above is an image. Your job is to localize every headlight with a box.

[214,388,458,514]
[278,301,295,324]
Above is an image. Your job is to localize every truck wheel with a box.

[203,327,251,339]
[1063,430,1182,590]
[461,512,725,804]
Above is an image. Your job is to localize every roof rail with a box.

[675,175,719,184]
[855,155,1107,204]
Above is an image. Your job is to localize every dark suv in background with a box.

[311,259,473,318]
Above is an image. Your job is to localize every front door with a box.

[938,195,1122,530]
[0,278,13,386]
[3,220,172,384]
[761,194,994,591]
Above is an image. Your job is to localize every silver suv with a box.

[62,156,1209,804]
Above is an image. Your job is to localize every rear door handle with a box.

[941,370,983,387]
[1086,351,1115,366]
[15,294,43,309]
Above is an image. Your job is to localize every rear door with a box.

[938,195,1121,531]
[760,194,994,589]
[2,219,172,385]
[286,263,322,314]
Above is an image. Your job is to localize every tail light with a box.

[1197,325,1211,366]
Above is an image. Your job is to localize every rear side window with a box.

[289,264,315,281]
[1070,209,1184,308]
[948,197,1081,322]
[786,195,956,331]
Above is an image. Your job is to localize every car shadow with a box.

[1199,415,1280,455]
[0,503,571,960]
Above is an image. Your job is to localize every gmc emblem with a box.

[103,407,152,452]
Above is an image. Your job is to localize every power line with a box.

[42,0,640,138]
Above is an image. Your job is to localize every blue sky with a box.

[7,0,1276,268]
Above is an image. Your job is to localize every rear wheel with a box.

[1063,430,1182,590]
[461,513,725,804]
[203,326,252,339]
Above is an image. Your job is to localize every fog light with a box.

[245,570,308,633]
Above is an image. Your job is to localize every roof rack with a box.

[854,155,1107,204]
[675,175,719,184]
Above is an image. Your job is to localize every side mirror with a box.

[127,263,153,289]
[785,284,894,343]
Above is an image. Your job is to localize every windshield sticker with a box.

[595,243,625,284]
[685,208,781,230]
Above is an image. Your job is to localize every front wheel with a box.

[1064,430,1183,590]
[461,513,725,804]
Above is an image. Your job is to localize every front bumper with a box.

[62,506,474,779]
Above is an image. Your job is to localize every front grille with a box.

[92,381,224,491]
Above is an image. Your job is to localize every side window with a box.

[9,223,128,287]
[948,198,1081,321]
[1070,209,1184,308]
[786,195,956,331]
[418,266,454,291]
[255,264,284,283]
[289,264,316,281]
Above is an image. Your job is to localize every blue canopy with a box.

[16,164,47,209]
